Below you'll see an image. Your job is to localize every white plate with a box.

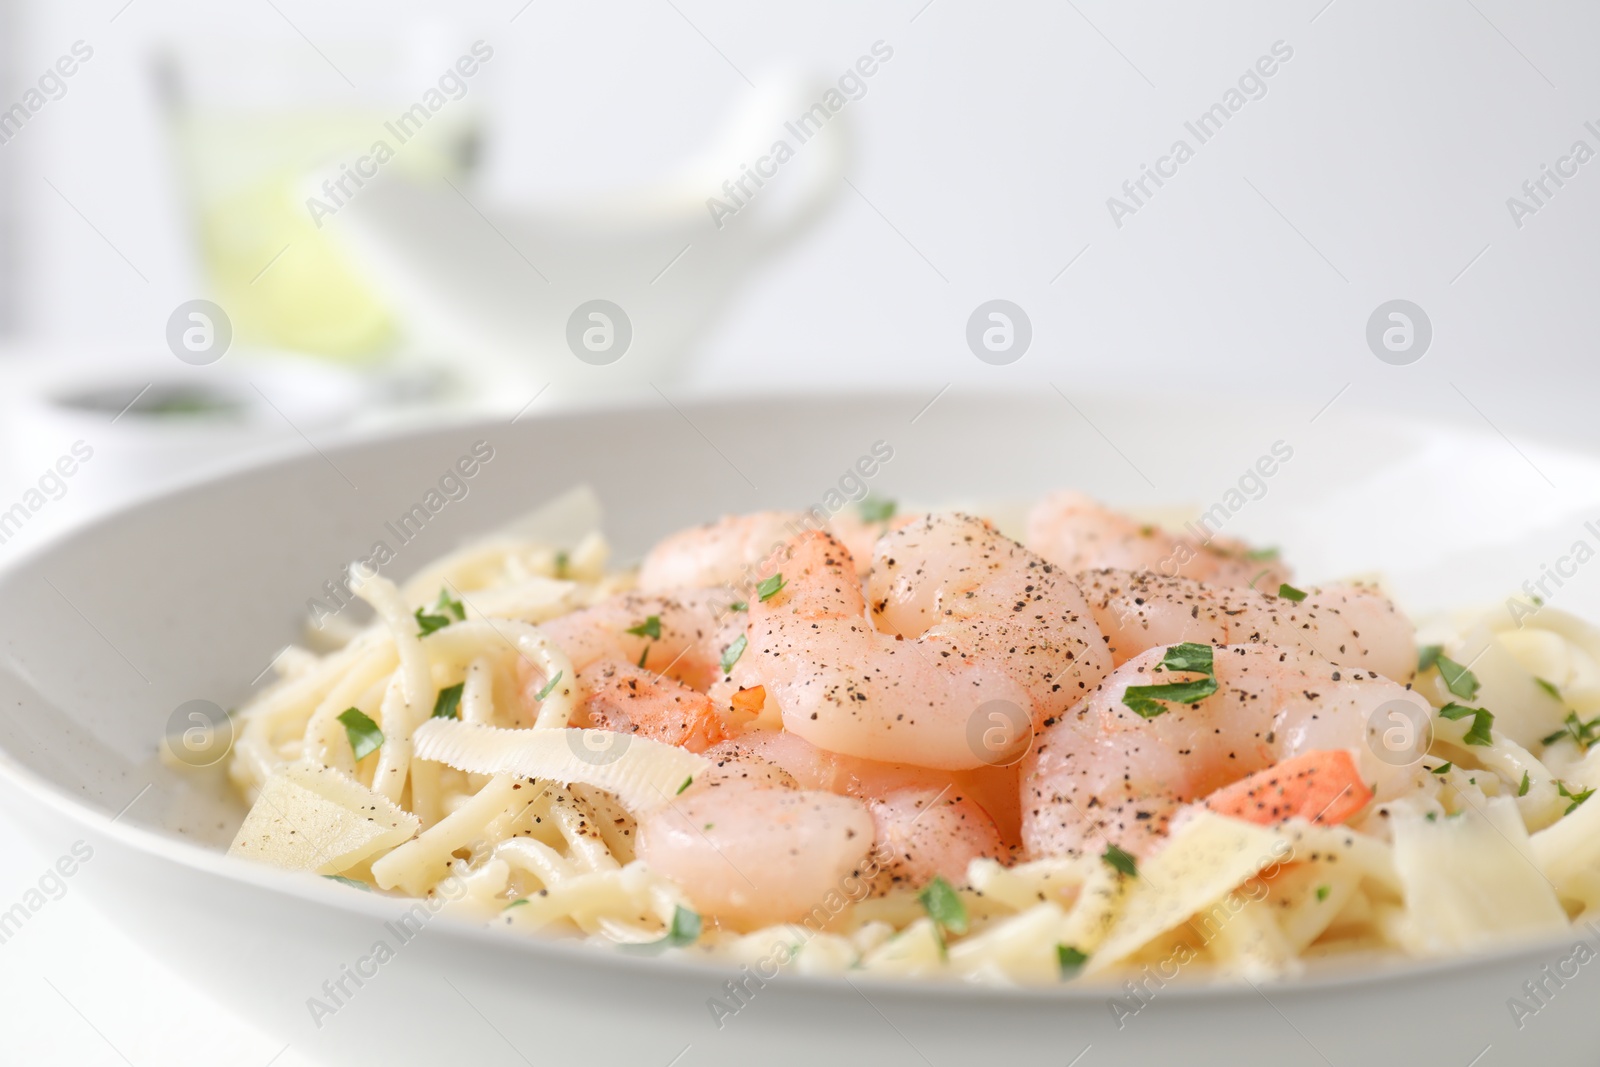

[1,389,1595,1066]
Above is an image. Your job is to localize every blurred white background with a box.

[8,2,1600,427]
[2,1,1598,1062]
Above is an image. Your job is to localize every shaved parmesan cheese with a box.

[1392,798,1567,953]
[411,719,709,814]
[1261,860,1363,955]
[1444,631,1566,750]
[1202,893,1295,979]
[1086,812,1290,974]
[1058,861,1129,956]
[227,761,418,874]
[859,917,944,976]
[1452,606,1600,741]
[948,903,1067,983]
[966,856,1089,914]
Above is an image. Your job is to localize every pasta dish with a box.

[215,483,1600,989]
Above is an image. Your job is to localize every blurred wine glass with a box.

[155,25,483,364]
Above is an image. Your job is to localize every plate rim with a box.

[0,386,1588,1003]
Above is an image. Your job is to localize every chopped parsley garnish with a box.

[676,775,693,795]
[661,905,702,945]
[1124,678,1218,718]
[1429,762,1452,775]
[1464,710,1495,747]
[1102,844,1139,878]
[323,875,370,890]
[1519,770,1531,797]
[621,619,654,665]
[622,905,702,952]
[436,588,465,621]
[625,615,663,640]
[1425,812,1438,822]
[720,634,748,674]
[553,551,569,578]
[1439,703,1494,746]
[1122,643,1217,719]
[917,875,969,936]
[1244,547,1280,561]
[1542,712,1600,753]
[1056,944,1089,976]
[1156,642,1214,675]
[1434,655,1480,701]
[415,588,465,635]
[432,682,465,719]
[1536,677,1562,700]
[414,608,452,636]
[535,671,563,702]
[757,573,787,602]
[504,898,530,910]
[1315,884,1330,902]
[337,707,384,761]
[1558,781,1596,815]
[1416,645,1443,672]
[858,495,897,523]
[729,601,748,613]
[1277,583,1308,603]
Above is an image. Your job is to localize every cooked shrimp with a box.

[1076,569,1417,683]
[734,727,1015,872]
[696,738,800,791]
[748,517,1110,770]
[638,512,797,594]
[703,611,767,715]
[531,590,732,693]
[575,661,729,753]
[651,729,1004,899]
[636,784,875,927]
[829,507,900,566]
[1027,491,1289,588]
[868,513,1112,716]
[868,786,1005,892]
[1021,643,1430,859]
[637,509,891,594]
[732,727,1019,839]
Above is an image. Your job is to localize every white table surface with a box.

[0,813,318,1067]
[0,437,323,1066]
